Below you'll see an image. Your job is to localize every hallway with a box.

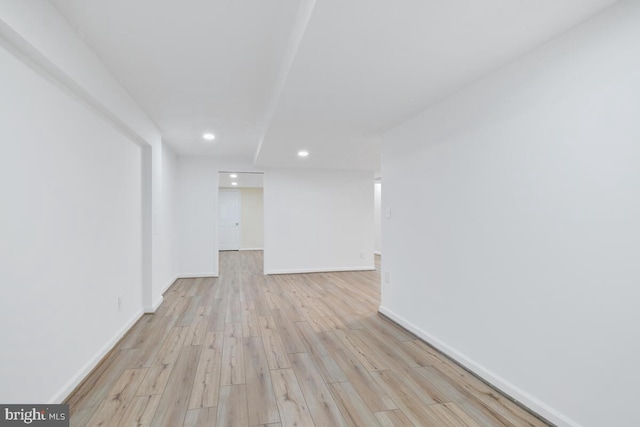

[66,251,548,426]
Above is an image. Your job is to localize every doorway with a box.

[217,171,264,253]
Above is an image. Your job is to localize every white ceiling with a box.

[50,0,618,171]
[219,172,263,189]
[50,0,303,159]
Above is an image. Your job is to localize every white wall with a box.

[0,1,175,312]
[374,182,381,254]
[152,144,178,302]
[176,157,219,276]
[0,0,158,145]
[0,44,143,404]
[0,2,177,402]
[380,2,640,426]
[240,188,264,250]
[264,169,374,274]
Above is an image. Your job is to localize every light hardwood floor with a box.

[66,251,551,427]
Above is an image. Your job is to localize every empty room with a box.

[1,1,638,426]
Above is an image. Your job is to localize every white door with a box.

[219,190,240,250]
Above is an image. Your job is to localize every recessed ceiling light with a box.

[231,182,238,186]
[203,133,215,141]
[230,174,238,178]
[298,150,309,157]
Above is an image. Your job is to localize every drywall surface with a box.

[240,188,264,250]
[381,2,640,426]
[0,44,143,403]
[374,182,381,254]
[152,144,178,301]
[175,157,219,276]
[0,0,159,145]
[264,169,374,274]
[0,1,174,311]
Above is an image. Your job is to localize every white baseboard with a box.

[144,295,163,313]
[177,272,219,278]
[50,309,144,404]
[378,306,580,427]
[266,266,376,275]
[160,275,179,295]
[240,248,263,251]
[144,275,179,312]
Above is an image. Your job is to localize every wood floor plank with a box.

[183,407,217,427]
[334,329,388,371]
[166,294,190,318]
[328,381,382,427]
[310,299,338,318]
[261,328,291,372]
[259,315,278,332]
[242,301,261,337]
[295,321,347,383]
[361,314,415,342]
[248,283,272,317]
[374,368,442,410]
[137,316,178,368]
[118,315,154,350]
[136,327,187,396]
[150,345,201,427]
[350,328,419,372]
[374,409,414,427]
[66,251,550,427]
[415,365,534,427]
[118,394,161,427]
[318,331,398,412]
[271,308,308,354]
[195,304,210,320]
[68,348,143,427]
[184,317,208,347]
[339,314,367,330]
[226,293,242,323]
[427,402,482,427]
[221,322,245,386]
[289,352,347,427]
[270,368,315,427]
[369,370,441,426]
[188,331,224,410]
[243,337,280,425]
[302,306,334,332]
[399,339,447,368]
[207,298,226,332]
[177,295,202,326]
[217,385,249,427]
[66,349,122,411]
[85,368,147,427]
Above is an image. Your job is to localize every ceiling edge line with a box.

[252,0,317,167]
[0,17,151,148]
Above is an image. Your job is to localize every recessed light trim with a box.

[203,133,215,141]
[231,182,238,186]
[230,174,238,178]
[298,150,309,157]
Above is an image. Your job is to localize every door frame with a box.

[216,171,265,274]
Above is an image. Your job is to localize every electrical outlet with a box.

[359,252,364,259]
[117,296,123,311]
[384,272,390,283]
